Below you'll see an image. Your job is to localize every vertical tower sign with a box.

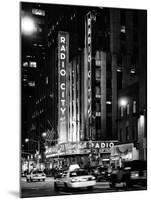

[58,32,69,143]
[84,12,92,139]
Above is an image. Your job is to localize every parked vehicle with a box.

[26,169,46,182]
[109,160,147,188]
[54,168,96,191]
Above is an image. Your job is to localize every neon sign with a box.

[87,13,92,118]
[58,32,69,143]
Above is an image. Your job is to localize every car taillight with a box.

[131,171,139,178]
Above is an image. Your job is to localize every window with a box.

[132,125,136,140]
[23,62,28,67]
[95,60,101,66]
[95,86,101,97]
[95,68,101,80]
[29,61,37,68]
[46,76,48,84]
[126,127,129,140]
[119,128,123,141]
[126,103,130,115]
[120,25,126,33]
[120,106,124,117]
[133,101,137,113]
[28,81,35,87]
[96,103,101,112]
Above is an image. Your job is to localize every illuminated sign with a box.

[45,141,117,158]
[32,9,45,16]
[84,12,93,139]
[58,32,69,143]
[86,13,92,118]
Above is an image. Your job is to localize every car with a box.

[109,160,147,188]
[26,169,46,182]
[54,168,96,191]
[96,166,112,181]
[88,166,111,181]
[54,169,63,179]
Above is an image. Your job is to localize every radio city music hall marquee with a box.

[58,32,69,143]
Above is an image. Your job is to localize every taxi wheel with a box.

[43,179,45,182]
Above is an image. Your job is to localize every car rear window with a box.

[70,170,89,177]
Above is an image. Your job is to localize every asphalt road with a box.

[20,177,147,198]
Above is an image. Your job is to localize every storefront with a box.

[45,140,117,169]
[110,142,139,168]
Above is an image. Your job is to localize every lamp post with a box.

[25,138,41,169]
[42,132,60,168]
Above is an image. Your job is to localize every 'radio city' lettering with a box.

[59,34,67,119]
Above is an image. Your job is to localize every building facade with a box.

[21,3,147,170]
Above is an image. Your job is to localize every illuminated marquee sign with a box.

[45,141,117,158]
[58,32,69,143]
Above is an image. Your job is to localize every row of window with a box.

[23,80,36,87]
[119,125,137,142]
[120,100,137,117]
[23,61,37,68]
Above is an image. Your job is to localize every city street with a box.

[21,177,146,198]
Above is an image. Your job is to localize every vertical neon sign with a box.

[85,12,92,139]
[58,32,69,143]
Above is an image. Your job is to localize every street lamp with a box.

[25,138,41,169]
[120,98,127,107]
[21,16,36,35]
[42,132,60,168]
[25,138,40,153]
[42,132,47,138]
